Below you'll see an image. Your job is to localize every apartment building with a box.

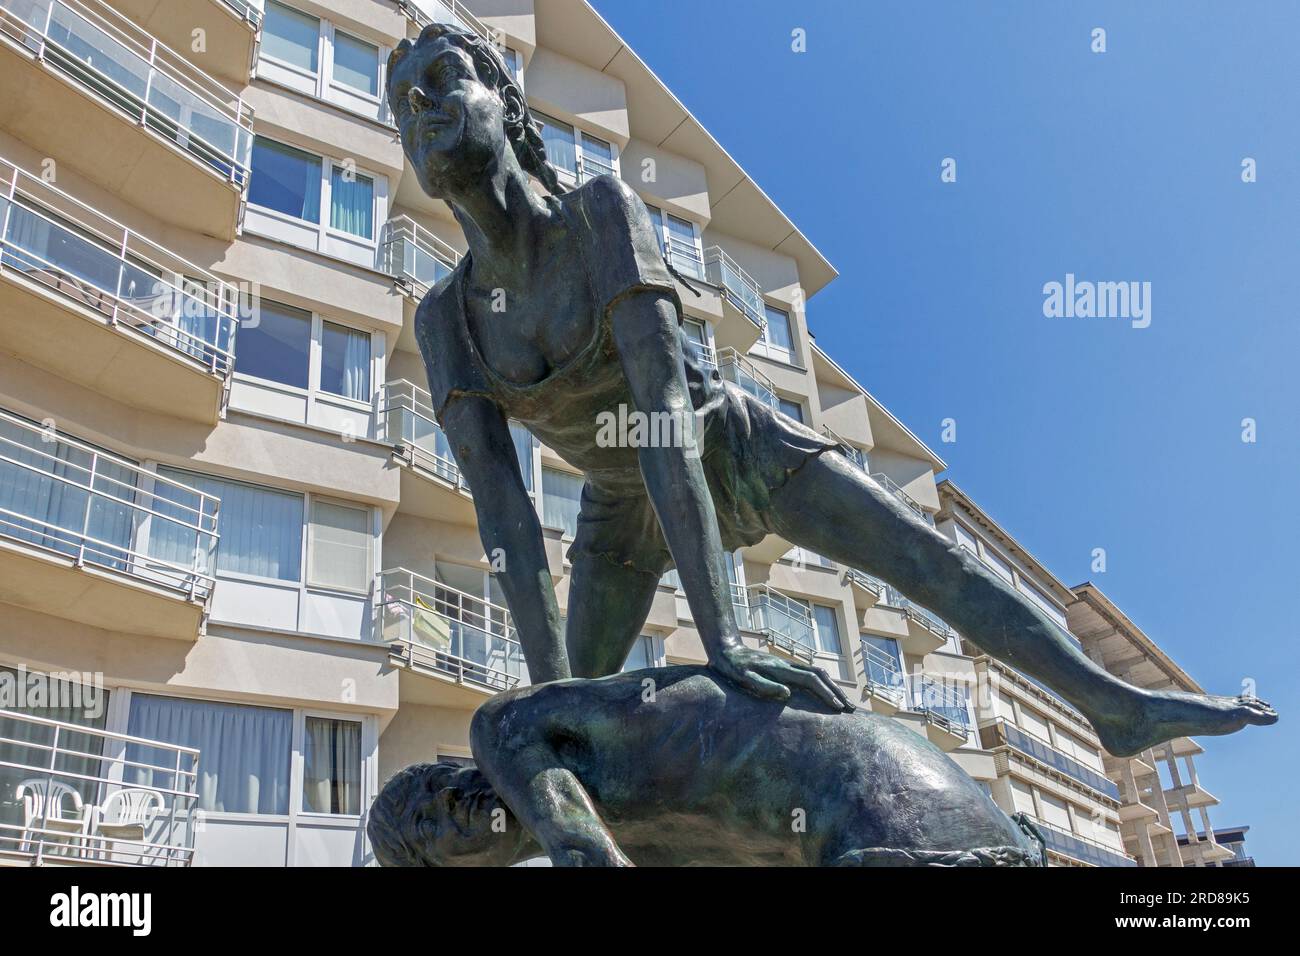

[0,0,1232,869]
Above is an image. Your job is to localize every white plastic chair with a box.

[93,788,164,863]
[15,778,92,858]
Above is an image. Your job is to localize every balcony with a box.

[396,0,493,42]
[822,424,869,473]
[0,156,239,424]
[379,567,525,694]
[0,0,253,241]
[0,408,219,638]
[735,583,816,664]
[103,0,261,83]
[663,234,705,283]
[1030,816,1136,868]
[909,674,970,748]
[980,717,1120,801]
[844,567,883,611]
[871,472,936,527]
[380,380,476,524]
[694,344,778,409]
[381,215,460,302]
[0,708,200,866]
[860,640,906,711]
[703,246,765,352]
[878,584,951,656]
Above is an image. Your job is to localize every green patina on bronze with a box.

[375,23,1277,866]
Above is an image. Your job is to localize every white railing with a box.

[704,246,765,330]
[861,641,906,707]
[664,234,705,280]
[0,155,240,377]
[910,674,970,737]
[219,0,262,28]
[396,0,493,43]
[822,425,868,472]
[380,216,460,298]
[0,0,254,187]
[878,581,953,641]
[0,408,220,601]
[380,380,468,491]
[0,708,200,866]
[870,472,935,526]
[845,567,884,597]
[737,584,815,663]
[578,152,617,183]
[379,567,524,691]
[696,345,779,408]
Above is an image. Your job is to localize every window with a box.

[811,605,842,656]
[248,138,321,224]
[954,521,980,555]
[981,544,1016,586]
[531,111,618,184]
[645,204,704,279]
[542,467,583,537]
[234,300,312,389]
[246,136,387,266]
[262,1,319,73]
[233,300,373,407]
[155,468,304,582]
[758,305,795,361]
[307,499,372,593]
[621,636,658,672]
[510,423,536,495]
[778,397,803,422]
[1019,577,1068,630]
[258,2,388,122]
[320,320,372,401]
[126,695,293,815]
[302,716,362,814]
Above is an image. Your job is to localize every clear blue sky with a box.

[593,0,1299,864]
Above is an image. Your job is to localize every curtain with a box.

[533,112,576,174]
[329,167,373,239]
[301,717,361,815]
[0,668,108,833]
[308,499,370,592]
[320,321,371,401]
[541,468,583,537]
[249,137,321,223]
[151,467,303,582]
[0,414,136,568]
[763,305,794,351]
[812,604,842,656]
[126,695,291,815]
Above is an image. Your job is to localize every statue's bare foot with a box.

[1095,691,1277,757]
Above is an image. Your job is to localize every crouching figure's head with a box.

[367,762,538,867]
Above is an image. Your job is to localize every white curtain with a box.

[541,468,583,537]
[533,112,576,174]
[308,499,370,592]
[812,604,842,656]
[321,321,371,401]
[329,168,374,239]
[126,695,292,815]
[301,717,361,815]
[151,467,303,582]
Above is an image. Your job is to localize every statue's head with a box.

[367,762,534,867]
[386,24,562,202]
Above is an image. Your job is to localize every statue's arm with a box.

[441,396,570,683]
[610,292,851,711]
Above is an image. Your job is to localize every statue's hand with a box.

[711,644,854,712]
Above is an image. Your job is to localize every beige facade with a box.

[0,0,1233,868]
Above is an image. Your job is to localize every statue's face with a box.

[388,37,511,200]
[424,770,522,866]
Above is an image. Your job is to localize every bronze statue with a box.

[386,22,1275,764]
[368,666,1047,867]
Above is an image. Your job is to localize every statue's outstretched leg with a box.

[767,452,1277,755]
[565,553,664,677]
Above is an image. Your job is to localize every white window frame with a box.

[296,709,369,820]
[257,1,392,124]
[753,303,797,365]
[229,300,381,437]
[244,136,389,269]
[530,110,620,186]
[306,496,376,597]
[645,203,705,280]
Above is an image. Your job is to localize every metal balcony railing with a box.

[0,0,254,187]
[694,344,779,408]
[578,152,616,183]
[870,472,935,526]
[379,567,524,691]
[736,584,816,663]
[980,717,1120,800]
[703,246,765,330]
[909,674,970,738]
[0,408,220,601]
[845,567,885,598]
[0,708,200,866]
[396,0,493,43]
[1029,815,1136,868]
[664,234,705,281]
[381,216,460,298]
[860,641,907,707]
[822,425,868,472]
[220,0,262,28]
[380,380,468,491]
[0,155,240,377]
[878,583,954,643]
